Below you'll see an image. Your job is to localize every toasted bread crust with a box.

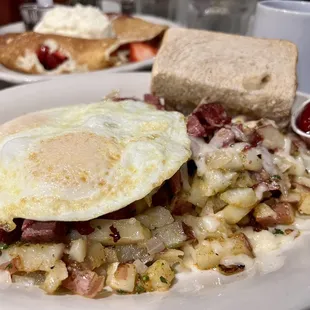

[152,28,298,128]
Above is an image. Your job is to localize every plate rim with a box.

[0,72,310,310]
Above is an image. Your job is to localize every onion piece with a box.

[0,270,12,289]
[133,259,148,274]
[254,183,269,200]
[146,237,165,255]
[180,164,191,192]
[230,124,247,142]
[257,147,278,175]
[12,275,35,287]
[12,272,45,287]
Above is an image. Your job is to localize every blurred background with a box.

[1,0,310,37]
[0,0,262,35]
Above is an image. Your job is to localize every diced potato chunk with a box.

[220,204,253,225]
[68,239,87,263]
[89,218,151,245]
[234,171,255,188]
[187,176,209,207]
[299,193,310,215]
[253,203,277,227]
[136,206,174,229]
[153,222,187,248]
[195,240,224,270]
[41,260,68,294]
[147,260,174,291]
[106,263,137,293]
[280,191,301,204]
[204,169,238,197]
[182,214,231,240]
[204,196,227,213]
[85,242,106,270]
[254,202,295,227]
[241,148,263,171]
[207,150,243,171]
[154,249,184,266]
[220,188,258,208]
[8,244,65,272]
[257,125,285,150]
[188,171,237,206]
[272,202,295,225]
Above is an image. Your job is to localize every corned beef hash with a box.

[0,94,310,298]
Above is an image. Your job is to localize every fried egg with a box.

[0,99,191,231]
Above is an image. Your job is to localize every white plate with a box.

[0,72,310,310]
[0,15,180,85]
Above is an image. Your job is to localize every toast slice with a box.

[151,28,298,128]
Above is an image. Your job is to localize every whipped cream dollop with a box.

[34,4,114,39]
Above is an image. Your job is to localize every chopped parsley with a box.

[116,290,127,295]
[5,263,13,270]
[136,285,146,294]
[271,175,281,181]
[142,275,149,282]
[160,276,167,284]
[0,243,8,250]
[273,228,284,235]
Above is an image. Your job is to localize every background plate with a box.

[0,72,309,310]
[0,15,180,85]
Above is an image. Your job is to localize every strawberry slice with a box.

[129,43,158,62]
[36,45,68,70]
[37,45,50,65]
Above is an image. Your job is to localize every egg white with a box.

[0,99,191,230]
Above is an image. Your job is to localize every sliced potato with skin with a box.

[254,203,277,227]
[107,263,137,293]
[220,188,258,208]
[89,218,151,245]
[8,244,65,272]
[147,259,174,292]
[254,202,295,227]
[230,233,254,258]
[41,260,68,294]
[272,202,295,225]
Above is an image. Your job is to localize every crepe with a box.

[111,16,168,44]
[0,32,120,74]
[0,17,168,75]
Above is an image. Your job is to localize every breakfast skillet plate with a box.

[0,72,310,310]
[0,15,180,85]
